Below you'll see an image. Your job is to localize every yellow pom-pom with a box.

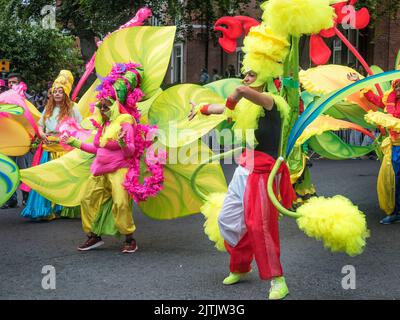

[262,0,335,37]
[243,25,290,62]
[296,195,370,256]
[241,24,290,81]
[200,192,227,252]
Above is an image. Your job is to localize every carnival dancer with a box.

[362,80,400,224]
[189,24,296,300]
[21,70,82,220]
[62,63,161,253]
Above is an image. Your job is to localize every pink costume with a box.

[80,122,135,176]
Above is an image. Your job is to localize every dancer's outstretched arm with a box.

[187,101,225,120]
[61,136,98,154]
[229,85,274,110]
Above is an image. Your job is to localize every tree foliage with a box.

[0,3,82,92]
[356,0,400,22]
[176,0,252,40]
[2,0,253,70]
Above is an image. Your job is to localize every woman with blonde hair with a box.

[21,70,82,220]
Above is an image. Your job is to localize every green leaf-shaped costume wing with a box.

[204,79,242,144]
[76,79,101,120]
[20,26,177,204]
[139,140,227,219]
[204,78,242,99]
[20,150,94,206]
[148,84,226,147]
[137,88,162,124]
[324,101,376,130]
[308,132,375,160]
[95,26,176,100]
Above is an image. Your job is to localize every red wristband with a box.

[225,97,237,110]
[200,104,211,115]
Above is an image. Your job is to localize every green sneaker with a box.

[222,271,251,285]
[268,276,289,300]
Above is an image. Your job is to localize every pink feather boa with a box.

[94,62,165,202]
[123,124,166,203]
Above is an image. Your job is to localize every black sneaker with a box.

[7,200,18,208]
[1,200,18,209]
[77,236,104,251]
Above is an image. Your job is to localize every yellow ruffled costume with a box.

[365,110,400,133]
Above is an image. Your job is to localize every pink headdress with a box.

[95,63,144,122]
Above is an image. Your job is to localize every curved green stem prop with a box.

[280,36,300,158]
[287,36,300,130]
[267,157,301,219]
[191,147,243,202]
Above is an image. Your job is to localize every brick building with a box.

[372,15,400,71]
[163,3,262,85]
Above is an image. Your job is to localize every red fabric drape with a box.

[225,150,296,280]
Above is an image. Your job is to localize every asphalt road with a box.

[1,158,399,300]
